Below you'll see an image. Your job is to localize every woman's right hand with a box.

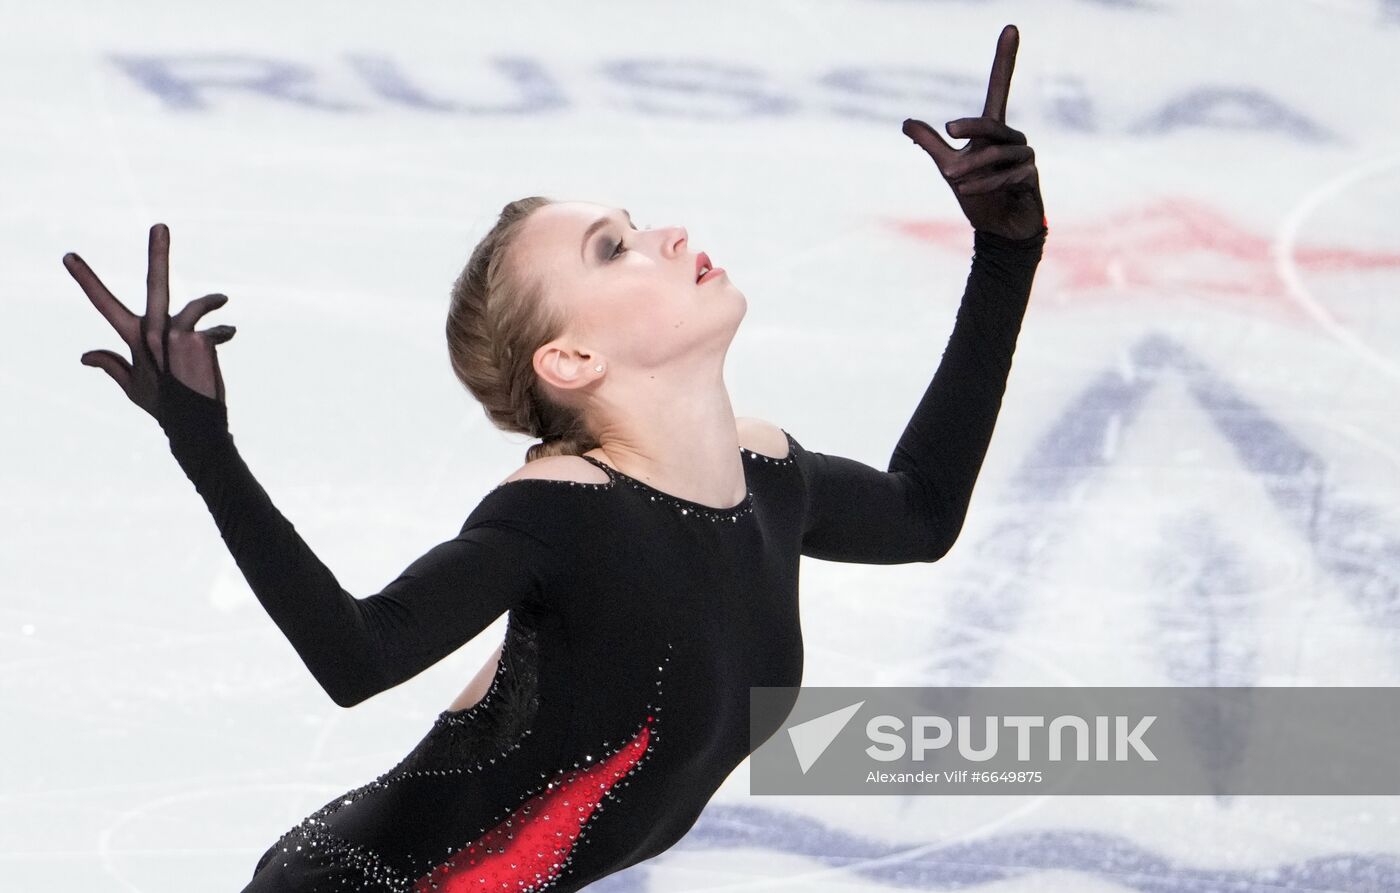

[65,223,236,421]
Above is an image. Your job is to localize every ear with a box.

[534,340,604,393]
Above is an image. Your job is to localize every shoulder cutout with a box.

[736,417,792,460]
[499,454,610,487]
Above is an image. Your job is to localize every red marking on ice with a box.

[885,198,1400,324]
[412,717,652,893]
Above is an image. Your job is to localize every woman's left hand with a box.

[902,24,1046,241]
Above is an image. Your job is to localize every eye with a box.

[608,222,642,260]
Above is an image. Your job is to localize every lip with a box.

[695,251,712,283]
[698,266,725,285]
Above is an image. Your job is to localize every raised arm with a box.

[158,371,545,707]
[787,23,1049,564]
[790,225,1045,564]
[65,223,547,708]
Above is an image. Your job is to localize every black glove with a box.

[65,222,237,445]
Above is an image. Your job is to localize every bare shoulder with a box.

[736,416,792,460]
[499,454,610,487]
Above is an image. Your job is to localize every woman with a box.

[65,24,1046,893]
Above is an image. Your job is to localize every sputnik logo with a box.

[787,700,866,774]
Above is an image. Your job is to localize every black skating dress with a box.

[151,227,1044,891]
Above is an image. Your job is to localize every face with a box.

[513,201,746,384]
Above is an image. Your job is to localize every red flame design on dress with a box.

[413,715,654,892]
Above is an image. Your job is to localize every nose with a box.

[657,224,687,257]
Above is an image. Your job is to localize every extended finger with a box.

[945,117,1026,144]
[943,143,1034,181]
[171,293,230,330]
[147,223,170,321]
[982,25,1019,122]
[63,253,140,344]
[953,161,1037,195]
[197,324,237,345]
[79,348,136,394]
[902,117,956,166]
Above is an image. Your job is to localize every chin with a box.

[720,293,747,334]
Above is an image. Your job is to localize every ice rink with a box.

[5,0,1400,889]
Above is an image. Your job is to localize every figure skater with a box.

[64,24,1046,893]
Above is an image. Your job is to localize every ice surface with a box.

[5,0,1400,889]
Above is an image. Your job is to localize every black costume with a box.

[152,227,1045,891]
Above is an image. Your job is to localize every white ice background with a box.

[4,1,1400,890]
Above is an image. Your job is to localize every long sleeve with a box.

[791,225,1047,564]
[154,372,549,708]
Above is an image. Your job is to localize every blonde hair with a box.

[446,196,601,463]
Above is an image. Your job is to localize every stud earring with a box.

[594,364,604,372]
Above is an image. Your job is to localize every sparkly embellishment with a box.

[739,429,798,467]
[485,435,795,525]
[248,633,674,893]
[275,823,412,888]
[251,612,544,887]
[579,455,755,523]
[409,642,671,891]
[412,717,653,892]
[487,472,611,498]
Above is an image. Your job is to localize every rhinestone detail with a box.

[413,717,653,891]
[481,431,795,526]
[579,431,796,524]
[486,434,796,525]
[263,823,410,888]
[251,636,673,893]
[411,642,671,892]
[742,430,798,468]
[252,614,542,888]
[580,453,754,523]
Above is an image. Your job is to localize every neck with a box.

[585,361,746,509]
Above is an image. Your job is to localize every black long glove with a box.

[64,225,537,708]
[902,24,1047,242]
[66,223,236,428]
